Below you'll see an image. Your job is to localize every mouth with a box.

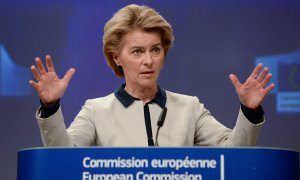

[140,71,155,78]
[141,71,154,74]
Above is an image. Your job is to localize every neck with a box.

[124,84,157,104]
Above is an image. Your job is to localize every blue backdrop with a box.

[0,0,299,179]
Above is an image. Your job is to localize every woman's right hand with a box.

[29,55,76,105]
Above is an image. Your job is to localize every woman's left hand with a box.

[229,63,275,110]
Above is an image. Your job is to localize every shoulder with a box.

[83,93,120,109]
[165,90,207,119]
[165,90,200,105]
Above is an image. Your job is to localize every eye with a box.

[151,47,162,54]
[132,49,143,56]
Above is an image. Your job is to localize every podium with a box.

[17,147,299,180]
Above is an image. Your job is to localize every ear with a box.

[112,53,121,66]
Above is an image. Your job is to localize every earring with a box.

[114,59,120,66]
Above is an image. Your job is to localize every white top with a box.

[36,89,264,147]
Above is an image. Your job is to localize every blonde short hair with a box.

[103,4,174,78]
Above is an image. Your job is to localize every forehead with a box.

[121,28,162,48]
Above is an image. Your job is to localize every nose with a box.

[143,51,153,67]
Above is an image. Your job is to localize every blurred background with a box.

[0,0,299,179]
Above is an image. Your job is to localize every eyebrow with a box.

[151,43,163,47]
[130,43,162,50]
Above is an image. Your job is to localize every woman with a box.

[29,4,274,147]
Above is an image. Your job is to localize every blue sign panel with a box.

[255,49,300,113]
[17,147,299,180]
[279,63,300,92]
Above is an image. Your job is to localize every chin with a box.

[138,79,157,88]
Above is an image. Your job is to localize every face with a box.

[113,28,165,89]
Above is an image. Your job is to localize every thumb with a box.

[229,74,241,89]
[63,68,76,83]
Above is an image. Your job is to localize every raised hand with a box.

[29,55,76,105]
[229,63,275,110]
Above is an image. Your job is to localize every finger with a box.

[28,80,39,90]
[261,73,272,87]
[35,57,47,75]
[62,68,76,83]
[46,55,56,73]
[256,67,268,82]
[31,65,41,81]
[250,63,263,79]
[265,83,275,94]
[229,74,241,89]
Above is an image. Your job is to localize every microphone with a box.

[157,107,167,127]
[155,107,167,146]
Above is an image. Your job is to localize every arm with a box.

[194,64,274,146]
[29,55,76,146]
[36,99,97,147]
[193,98,263,147]
[36,106,72,147]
